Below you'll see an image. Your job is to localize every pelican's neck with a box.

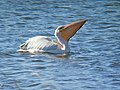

[55,33,69,51]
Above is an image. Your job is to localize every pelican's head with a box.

[55,20,87,42]
[54,26,65,36]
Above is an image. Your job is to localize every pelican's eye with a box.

[58,26,64,31]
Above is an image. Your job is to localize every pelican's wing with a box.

[19,36,59,51]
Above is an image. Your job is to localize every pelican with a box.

[18,20,86,54]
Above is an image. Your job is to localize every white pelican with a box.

[18,20,86,54]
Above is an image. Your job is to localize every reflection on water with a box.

[0,0,120,90]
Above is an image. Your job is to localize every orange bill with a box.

[61,20,86,42]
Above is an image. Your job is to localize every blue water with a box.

[0,0,120,90]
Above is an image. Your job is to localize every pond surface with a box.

[0,0,120,90]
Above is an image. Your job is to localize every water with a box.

[0,0,120,90]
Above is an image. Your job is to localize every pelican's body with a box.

[19,36,69,54]
[18,20,86,54]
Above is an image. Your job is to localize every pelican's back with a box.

[19,36,58,51]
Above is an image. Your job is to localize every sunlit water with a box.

[0,0,120,90]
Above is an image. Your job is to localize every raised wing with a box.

[19,36,59,51]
